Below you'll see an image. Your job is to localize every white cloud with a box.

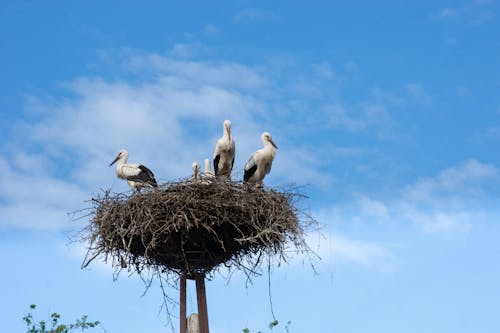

[328,234,389,266]
[319,99,396,137]
[405,83,433,104]
[398,160,500,233]
[357,196,389,219]
[234,8,281,22]
[344,61,360,73]
[360,102,394,129]
[125,53,271,92]
[328,160,500,235]
[371,87,406,106]
[65,240,120,277]
[168,42,206,59]
[203,24,220,36]
[435,2,495,25]
[321,104,365,130]
[313,62,335,80]
[0,156,88,230]
[305,232,391,269]
[439,7,463,19]
[405,159,499,202]
[271,145,338,189]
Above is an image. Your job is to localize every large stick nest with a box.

[81,180,316,278]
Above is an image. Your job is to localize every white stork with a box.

[109,149,158,191]
[191,161,200,181]
[213,119,235,179]
[243,132,278,185]
[200,158,215,184]
[203,158,215,178]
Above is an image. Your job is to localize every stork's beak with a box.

[109,155,120,166]
[270,138,278,150]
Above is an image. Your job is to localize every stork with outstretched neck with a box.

[109,149,158,191]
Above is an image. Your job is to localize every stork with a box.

[109,149,158,191]
[243,132,278,186]
[191,161,200,181]
[203,158,215,179]
[213,120,235,179]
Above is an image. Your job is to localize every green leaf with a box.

[269,320,279,329]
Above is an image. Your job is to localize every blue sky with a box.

[1,0,500,332]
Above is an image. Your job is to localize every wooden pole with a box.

[195,273,209,333]
[180,274,187,333]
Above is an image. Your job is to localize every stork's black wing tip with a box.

[243,165,257,182]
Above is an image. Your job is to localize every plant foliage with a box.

[23,304,101,333]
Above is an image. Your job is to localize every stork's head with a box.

[192,161,200,172]
[261,132,278,149]
[109,149,128,166]
[223,119,232,138]
[192,161,200,179]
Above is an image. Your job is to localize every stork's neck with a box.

[193,165,199,179]
[224,127,231,140]
[263,141,277,155]
[117,155,128,166]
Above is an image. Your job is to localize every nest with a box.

[81,180,315,279]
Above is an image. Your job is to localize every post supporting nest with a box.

[180,273,210,333]
[180,275,187,333]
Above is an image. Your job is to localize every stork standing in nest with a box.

[202,158,216,183]
[213,120,235,179]
[191,161,201,181]
[109,149,158,192]
[244,132,278,186]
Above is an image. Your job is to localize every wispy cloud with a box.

[313,62,336,80]
[435,1,496,25]
[405,83,433,104]
[404,159,498,201]
[203,24,220,36]
[328,234,389,267]
[125,52,271,92]
[0,156,88,230]
[234,8,282,22]
[439,7,464,19]
[305,231,392,270]
[328,160,500,235]
[320,101,395,137]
